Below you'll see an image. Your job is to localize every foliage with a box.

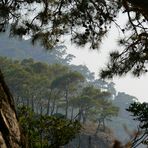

[70,85,118,129]
[17,105,81,148]
[51,71,84,90]
[50,71,85,118]
[70,64,95,81]
[0,0,147,77]
[0,57,70,110]
[100,0,148,78]
[0,0,121,49]
[127,102,148,147]
[0,57,118,132]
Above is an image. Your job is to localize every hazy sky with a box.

[65,15,148,103]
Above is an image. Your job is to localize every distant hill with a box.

[0,31,68,63]
[0,31,95,81]
[110,92,138,142]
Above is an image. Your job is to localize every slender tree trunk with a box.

[95,120,101,135]
[0,69,24,147]
[78,134,81,148]
[40,117,43,148]
[31,96,34,112]
[27,96,30,108]
[102,118,105,131]
[40,105,43,115]
[51,99,56,115]
[78,108,82,122]
[71,105,74,120]
[65,89,69,118]
[82,110,86,124]
[46,90,52,115]
[88,135,92,148]
[56,105,59,113]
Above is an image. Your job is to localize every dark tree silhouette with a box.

[127,102,148,147]
[0,0,147,76]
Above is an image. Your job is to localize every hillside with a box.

[0,34,145,147]
[0,31,67,63]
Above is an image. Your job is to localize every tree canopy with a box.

[0,0,147,77]
[127,102,148,147]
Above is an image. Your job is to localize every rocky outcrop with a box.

[0,70,22,148]
[66,123,114,148]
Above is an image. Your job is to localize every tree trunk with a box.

[0,70,24,147]
[71,105,74,120]
[95,120,101,135]
[51,98,56,115]
[102,118,105,131]
[82,110,86,124]
[78,108,82,122]
[46,90,52,115]
[65,89,69,118]
[31,96,34,112]
[56,105,59,114]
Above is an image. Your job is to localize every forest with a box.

[0,42,146,147]
[0,56,118,147]
[0,0,148,148]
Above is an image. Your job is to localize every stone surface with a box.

[0,70,22,148]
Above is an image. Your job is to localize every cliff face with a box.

[0,70,22,148]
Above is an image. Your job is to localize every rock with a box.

[0,70,23,148]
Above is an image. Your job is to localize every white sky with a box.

[65,14,148,103]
